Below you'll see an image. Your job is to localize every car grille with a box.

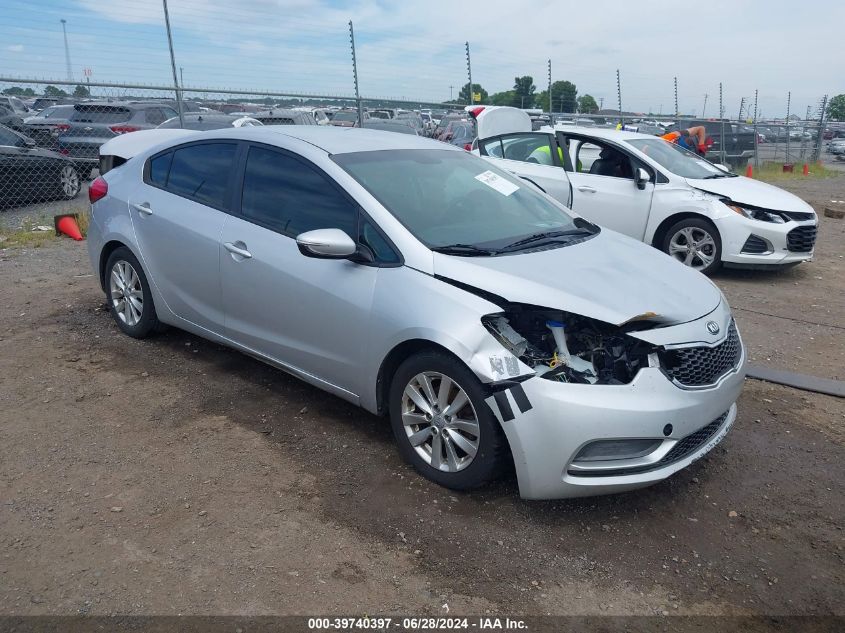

[741,234,770,254]
[786,225,817,252]
[567,411,730,477]
[661,321,741,387]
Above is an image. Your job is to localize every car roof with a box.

[185,125,460,154]
[541,125,662,142]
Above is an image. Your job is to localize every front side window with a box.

[334,149,586,252]
[240,146,357,238]
[575,140,633,179]
[0,127,21,147]
[165,143,236,208]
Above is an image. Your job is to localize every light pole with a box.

[60,19,73,81]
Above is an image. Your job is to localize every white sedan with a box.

[472,107,818,274]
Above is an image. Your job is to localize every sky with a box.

[1,0,842,117]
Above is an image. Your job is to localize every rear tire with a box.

[58,164,80,200]
[104,247,160,339]
[388,351,509,491]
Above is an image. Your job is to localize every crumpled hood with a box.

[687,175,815,214]
[433,230,721,326]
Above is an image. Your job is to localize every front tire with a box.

[388,351,509,491]
[104,247,160,339]
[662,217,722,275]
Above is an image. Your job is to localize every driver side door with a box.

[220,143,385,399]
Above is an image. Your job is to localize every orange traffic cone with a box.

[745,163,753,178]
[802,163,809,176]
[54,214,84,241]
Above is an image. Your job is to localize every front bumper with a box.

[493,338,746,500]
[716,215,816,266]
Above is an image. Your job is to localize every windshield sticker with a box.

[475,170,519,196]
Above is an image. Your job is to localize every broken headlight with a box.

[724,200,786,224]
[482,305,658,385]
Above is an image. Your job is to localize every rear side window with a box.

[164,143,236,208]
[149,152,173,186]
[240,145,356,238]
[71,106,131,124]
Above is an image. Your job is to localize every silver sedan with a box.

[86,126,745,499]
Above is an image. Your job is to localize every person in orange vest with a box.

[661,126,708,155]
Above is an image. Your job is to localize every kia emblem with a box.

[706,321,720,335]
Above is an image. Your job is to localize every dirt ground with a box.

[0,176,843,619]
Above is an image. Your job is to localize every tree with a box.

[577,94,599,114]
[458,82,488,104]
[73,84,90,98]
[44,85,68,97]
[489,90,515,106]
[3,86,35,96]
[511,76,536,109]
[551,80,577,113]
[828,94,845,121]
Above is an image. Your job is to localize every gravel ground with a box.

[0,176,842,619]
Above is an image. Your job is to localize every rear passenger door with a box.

[219,143,385,398]
[477,132,572,207]
[129,141,238,333]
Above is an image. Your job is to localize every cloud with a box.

[6,44,24,53]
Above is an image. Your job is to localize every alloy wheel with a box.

[60,165,79,198]
[668,226,717,271]
[401,372,480,472]
[109,260,144,327]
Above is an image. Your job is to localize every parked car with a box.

[158,113,262,130]
[472,106,818,274]
[0,124,81,207]
[85,125,745,500]
[57,102,180,176]
[434,114,466,139]
[250,109,316,126]
[359,120,419,135]
[0,103,25,134]
[22,104,76,148]
[97,129,198,175]
[0,96,31,116]
[330,111,367,127]
[440,121,475,148]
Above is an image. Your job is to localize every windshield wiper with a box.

[431,243,498,256]
[499,228,593,252]
[702,172,737,179]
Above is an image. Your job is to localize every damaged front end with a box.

[482,304,660,385]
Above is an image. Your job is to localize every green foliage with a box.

[44,85,68,97]
[553,80,577,113]
[2,86,36,97]
[458,83,488,104]
[827,94,845,121]
[490,91,515,106]
[73,84,90,98]
[577,94,599,114]
[511,76,536,109]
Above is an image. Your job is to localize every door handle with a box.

[577,186,597,193]
[131,202,153,216]
[224,242,252,259]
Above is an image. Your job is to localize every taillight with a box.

[463,143,472,151]
[89,176,108,203]
[54,123,70,132]
[469,106,485,119]
[109,125,140,134]
[59,148,69,155]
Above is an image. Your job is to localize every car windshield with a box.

[333,112,358,122]
[627,138,737,179]
[333,149,586,253]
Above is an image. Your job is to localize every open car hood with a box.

[687,175,815,214]
[433,230,721,327]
